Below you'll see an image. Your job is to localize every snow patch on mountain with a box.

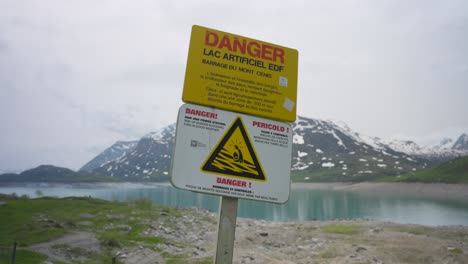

[322,162,335,168]
[80,140,138,172]
[383,140,423,155]
[383,133,468,159]
[144,124,176,142]
[453,133,468,151]
[293,133,304,144]
[433,138,454,151]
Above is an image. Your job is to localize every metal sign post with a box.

[172,24,298,264]
[214,196,238,264]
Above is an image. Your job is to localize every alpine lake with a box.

[1,183,467,226]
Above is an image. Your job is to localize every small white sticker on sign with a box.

[279,76,288,87]
[283,98,295,112]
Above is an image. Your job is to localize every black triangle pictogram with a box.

[201,117,266,181]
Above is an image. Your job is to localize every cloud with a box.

[0,0,467,171]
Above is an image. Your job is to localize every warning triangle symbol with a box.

[201,117,266,181]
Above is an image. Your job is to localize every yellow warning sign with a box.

[182,25,298,122]
[201,117,266,181]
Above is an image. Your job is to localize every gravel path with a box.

[28,231,100,263]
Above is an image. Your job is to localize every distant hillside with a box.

[380,156,468,183]
[0,165,116,183]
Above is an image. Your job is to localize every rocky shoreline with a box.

[232,217,468,264]
[28,207,468,264]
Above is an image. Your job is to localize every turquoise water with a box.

[1,183,467,226]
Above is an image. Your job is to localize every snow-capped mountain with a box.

[290,116,428,182]
[383,140,423,156]
[453,133,468,152]
[384,134,468,161]
[432,138,454,152]
[85,124,175,181]
[81,116,466,182]
[80,141,138,172]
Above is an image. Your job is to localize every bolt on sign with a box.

[171,104,293,204]
[182,25,299,123]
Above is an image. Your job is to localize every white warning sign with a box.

[170,103,292,204]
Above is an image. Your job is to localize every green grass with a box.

[300,226,318,232]
[321,224,359,235]
[0,249,47,264]
[314,246,339,260]
[0,196,68,246]
[379,156,468,183]
[290,164,409,183]
[403,226,434,236]
[448,248,463,254]
[0,194,192,263]
[0,195,152,246]
[165,255,212,264]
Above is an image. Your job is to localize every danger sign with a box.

[171,103,292,204]
[202,117,266,181]
[182,25,298,123]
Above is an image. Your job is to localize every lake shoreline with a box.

[2,181,468,203]
[292,182,468,202]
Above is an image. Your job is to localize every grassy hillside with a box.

[379,156,468,183]
[290,167,402,183]
[0,194,214,264]
[0,165,118,183]
[290,155,413,183]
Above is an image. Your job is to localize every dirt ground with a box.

[28,232,102,263]
[29,212,468,264]
[233,218,468,264]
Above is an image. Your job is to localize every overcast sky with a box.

[1,0,467,172]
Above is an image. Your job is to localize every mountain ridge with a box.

[384,133,468,161]
[3,116,466,183]
[80,115,467,182]
[80,140,138,172]
[84,124,175,182]
[0,165,115,183]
